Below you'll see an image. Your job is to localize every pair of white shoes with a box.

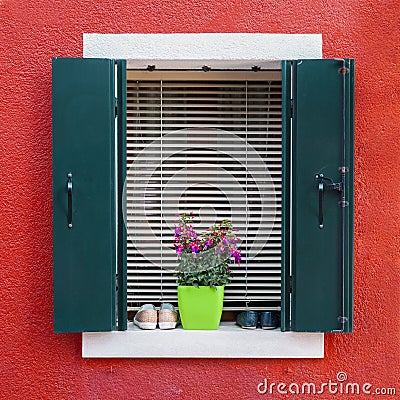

[133,303,179,330]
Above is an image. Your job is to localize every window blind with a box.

[125,71,282,311]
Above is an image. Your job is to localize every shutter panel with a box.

[52,58,117,332]
[116,60,128,330]
[282,59,354,332]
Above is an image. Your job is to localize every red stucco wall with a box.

[1,1,399,399]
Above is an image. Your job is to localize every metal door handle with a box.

[67,173,72,229]
[318,181,324,229]
[315,173,342,229]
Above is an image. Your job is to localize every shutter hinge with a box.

[290,99,293,118]
[289,276,293,293]
[331,317,349,332]
[338,66,350,75]
[114,97,118,118]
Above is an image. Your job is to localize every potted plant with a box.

[174,212,241,330]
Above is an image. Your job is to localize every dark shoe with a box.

[236,311,259,329]
[260,311,280,330]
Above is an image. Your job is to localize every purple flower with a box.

[174,212,241,273]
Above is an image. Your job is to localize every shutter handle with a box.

[318,180,324,229]
[315,174,342,229]
[67,173,73,229]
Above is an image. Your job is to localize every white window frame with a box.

[82,33,324,358]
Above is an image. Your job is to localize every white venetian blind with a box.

[125,70,282,311]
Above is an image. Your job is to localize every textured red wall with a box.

[1,1,399,399]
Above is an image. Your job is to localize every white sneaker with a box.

[158,303,179,330]
[133,304,157,330]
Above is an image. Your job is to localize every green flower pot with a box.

[177,285,224,330]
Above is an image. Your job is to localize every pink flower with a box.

[174,212,241,269]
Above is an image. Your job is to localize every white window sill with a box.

[82,322,324,358]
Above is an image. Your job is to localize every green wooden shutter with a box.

[116,60,128,331]
[281,59,354,332]
[53,58,117,333]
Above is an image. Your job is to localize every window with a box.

[52,58,354,336]
[125,71,282,314]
